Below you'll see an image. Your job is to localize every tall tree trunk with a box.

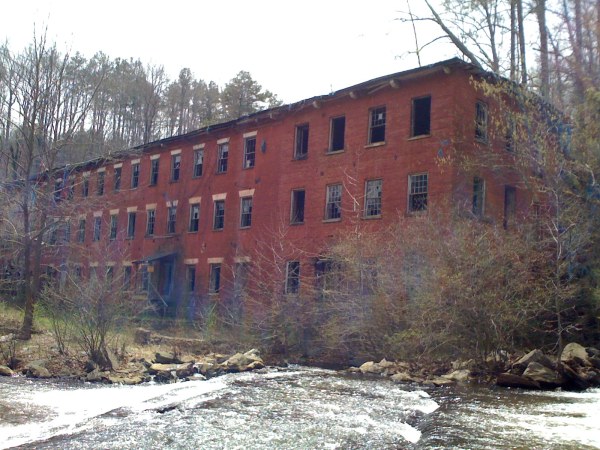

[536,0,550,99]
[517,0,528,84]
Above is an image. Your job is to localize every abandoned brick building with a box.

[43,57,529,315]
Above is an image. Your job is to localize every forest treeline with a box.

[0,39,281,175]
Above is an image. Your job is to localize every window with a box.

[131,163,140,188]
[209,264,221,293]
[475,101,488,141]
[294,124,309,159]
[171,154,181,181]
[193,149,204,177]
[123,266,132,291]
[67,178,75,200]
[53,180,62,202]
[472,177,485,217]
[78,219,86,243]
[82,177,89,197]
[368,106,386,144]
[64,221,71,242]
[240,197,253,228]
[329,116,345,152]
[213,200,225,230]
[146,209,155,236]
[233,263,248,298]
[93,217,101,242]
[411,96,431,137]
[244,136,256,168]
[408,173,428,212]
[291,190,305,224]
[49,224,58,245]
[285,261,300,294]
[114,167,122,192]
[217,143,229,173]
[167,206,177,234]
[503,185,516,229]
[109,214,118,240]
[150,158,159,186]
[325,184,342,220]
[127,212,136,238]
[505,117,516,152]
[189,203,200,232]
[97,172,105,196]
[186,265,196,292]
[364,179,382,217]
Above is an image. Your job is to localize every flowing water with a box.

[0,366,598,449]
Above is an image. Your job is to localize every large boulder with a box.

[224,350,264,373]
[359,361,383,375]
[154,351,183,365]
[25,360,51,379]
[0,365,14,377]
[496,373,541,389]
[513,349,554,372]
[560,343,590,367]
[522,362,565,388]
[441,369,471,382]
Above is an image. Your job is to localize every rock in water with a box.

[0,365,14,377]
[522,362,565,388]
[513,349,555,371]
[496,373,541,389]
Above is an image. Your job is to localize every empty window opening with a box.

[365,179,383,217]
[244,137,256,169]
[167,206,177,234]
[291,190,305,224]
[411,96,431,137]
[146,209,156,236]
[213,200,225,230]
[189,204,200,232]
[408,173,428,212]
[186,266,196,292]
[150,159,159,186]
[295,124,309,159]
[472,177,485,217]
[369,107,386,144]
[123,266,132,291]
[127,212,136,238]
[325,184,342,220]
[504,185,516,229]
[285,261,300,294]
[93,217,101,241]
[97,172,105,196]
[240,197,253,228]
[78,219,86,243]
[109,215,118,240]
[209,264,221,293]
[193,150,204,177]
[82,177,89,197]
[217,143,229,173]
[131,163,140,188]
[329,116,345,152]
[114,167,122,192]
[475,101,488,141]
[171,154,181,181]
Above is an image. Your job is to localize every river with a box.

[1,366,598,449]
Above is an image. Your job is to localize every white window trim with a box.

[189,196,202,204]
[238,189,255,197]
[150,154,160,160]
[243,131,257,138]
[217,137,230,144]
[193,143,205,150]
[170,149,182,155]
[207,257,224,264]
[212,193,227,201]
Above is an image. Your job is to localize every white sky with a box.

[0,0,455,103]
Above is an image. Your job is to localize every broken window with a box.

[186,265,196,292]
[93,217,101,241]
[193,150,204,177]
[285,261,300,294]
[475,101,488,142]
[78,219,86,243]
[244,137,256,169]
[167,206,177,234]
[472,177,485,217]
[329,116,345,152]
[325,184,342,220]
[364,179,382,217]
[294,124,309,159]
[411,96,431,137]
[96,172,105,196]
[209,264,221,293]
[131,163,140,188]
[408,173,428,212]
[127,212,136,238]
[291,189,305,224]
[240,197,253,228]
[171,154,181,181]
[146,209,155,236]
[109,214,118,240]
[189,203,200,232]
[503,185,516,229]
[150,158,159,186]
[114,167,122,192]
[213,200,225,230]
[217,143,229,173]
[368,106,386,144]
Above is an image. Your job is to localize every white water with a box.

[1,367,599,449]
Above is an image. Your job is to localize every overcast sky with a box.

[0,0,454,103]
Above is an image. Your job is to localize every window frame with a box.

[82,176,89,197]
[96,172,105,196]
[109,214,118,240]
[186,265,196,292]
[285,261,300,294]
[408,173,428,213]
[290,189,306,224]
[243,136,256,169]
[93,217,101,242]
[294,123,309,159]
[150,159,159,186]
[411,96,432,137]
[78,218,86,243]
[193,149,204,178]
[364,179,383,218]
[213,200,225,230]
[329,116,346,153]
[171,154,181,182]
[189,203,200,232]
[472,176,485,217]
[167,205,177,234]
[127,212,136,238]
[240,196,253,228]
[131,163,140,189]
[325,183,342,221]
[217,143,229,174]
[114,167,122,192]
[209,263,221,294]
[368,106,386,144]
[146,209,156,236]
[475,100,489,142]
